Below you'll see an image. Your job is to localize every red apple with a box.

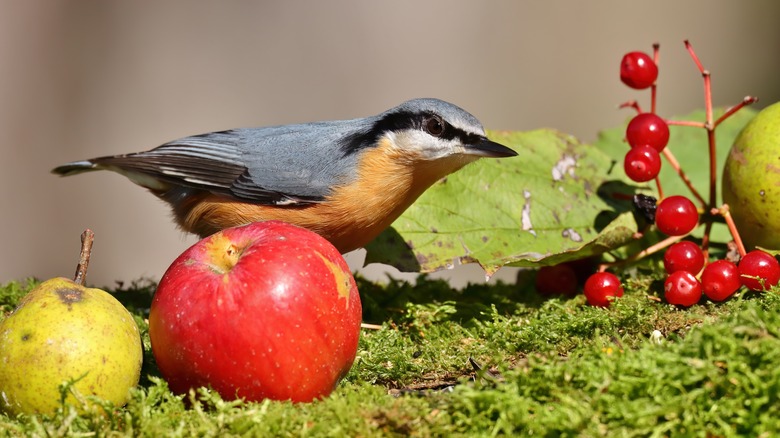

[148,220,362,403]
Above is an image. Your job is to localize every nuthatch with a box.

[53,98,517,253]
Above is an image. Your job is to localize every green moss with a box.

[1,276,779,436]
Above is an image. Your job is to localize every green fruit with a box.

[723,101,780,250]
[0,277,142,415]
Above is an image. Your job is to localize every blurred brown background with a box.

[2,1,779,287]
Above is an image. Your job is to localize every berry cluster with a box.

[665,247,780,306]
[536,43,779,309]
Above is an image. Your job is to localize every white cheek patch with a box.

[385,130,463,160]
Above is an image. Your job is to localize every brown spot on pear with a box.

[723,101,780,250]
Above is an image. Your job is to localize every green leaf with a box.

[365,129,639,275]
[365,107,757,275]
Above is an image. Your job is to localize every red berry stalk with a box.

[581,41,772,308]
[619,41,756,260]
[665,41,757,259]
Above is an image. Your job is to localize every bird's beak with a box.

[464,137,518,158]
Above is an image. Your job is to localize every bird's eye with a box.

[424,116,445,137]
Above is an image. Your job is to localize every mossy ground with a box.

[1,267,780,437]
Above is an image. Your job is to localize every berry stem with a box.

[619,100,643,114]
[660,148,707,207]
[73,229,95,286]
[683,41,755,259]
[684,40,706,74]
[707,126,717,210]
[627,234,684,262]
[602,234,684,269]
[684,40,718,212]
[651,43,659,114]
[714,96,758,128]
[666,120,706,129]
[700,220,713,263]
[703,72,714,129]
[715,204,747,257]
[654,177,664,200]
[683,41,720,214]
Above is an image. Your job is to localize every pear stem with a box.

[73,229,95,286]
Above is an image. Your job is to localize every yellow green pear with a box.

[723,101,780,250]
[0,277,143,415]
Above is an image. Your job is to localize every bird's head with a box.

[341,98,517,166]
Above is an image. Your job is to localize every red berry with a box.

[583,272,624,307]
[620,51,658,89]
[624,145,661,182]
[655,196,698,236]
[664,271,702,307]
[663,241,705,275]
[701,260,741,302]
[738,250,780,291]
[536,264,578,296]
[626,113,670,151]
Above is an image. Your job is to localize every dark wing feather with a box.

[92,130,325,205]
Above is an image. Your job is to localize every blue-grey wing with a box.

[90,123,364,205]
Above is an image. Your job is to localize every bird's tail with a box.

[51,160,100,176]
[52,158,171,191]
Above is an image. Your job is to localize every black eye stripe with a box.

[418,112,484,145]
[339,110,483,155]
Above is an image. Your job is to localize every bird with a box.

[52,98,517,253]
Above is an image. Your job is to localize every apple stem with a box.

[73,229,95,286]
